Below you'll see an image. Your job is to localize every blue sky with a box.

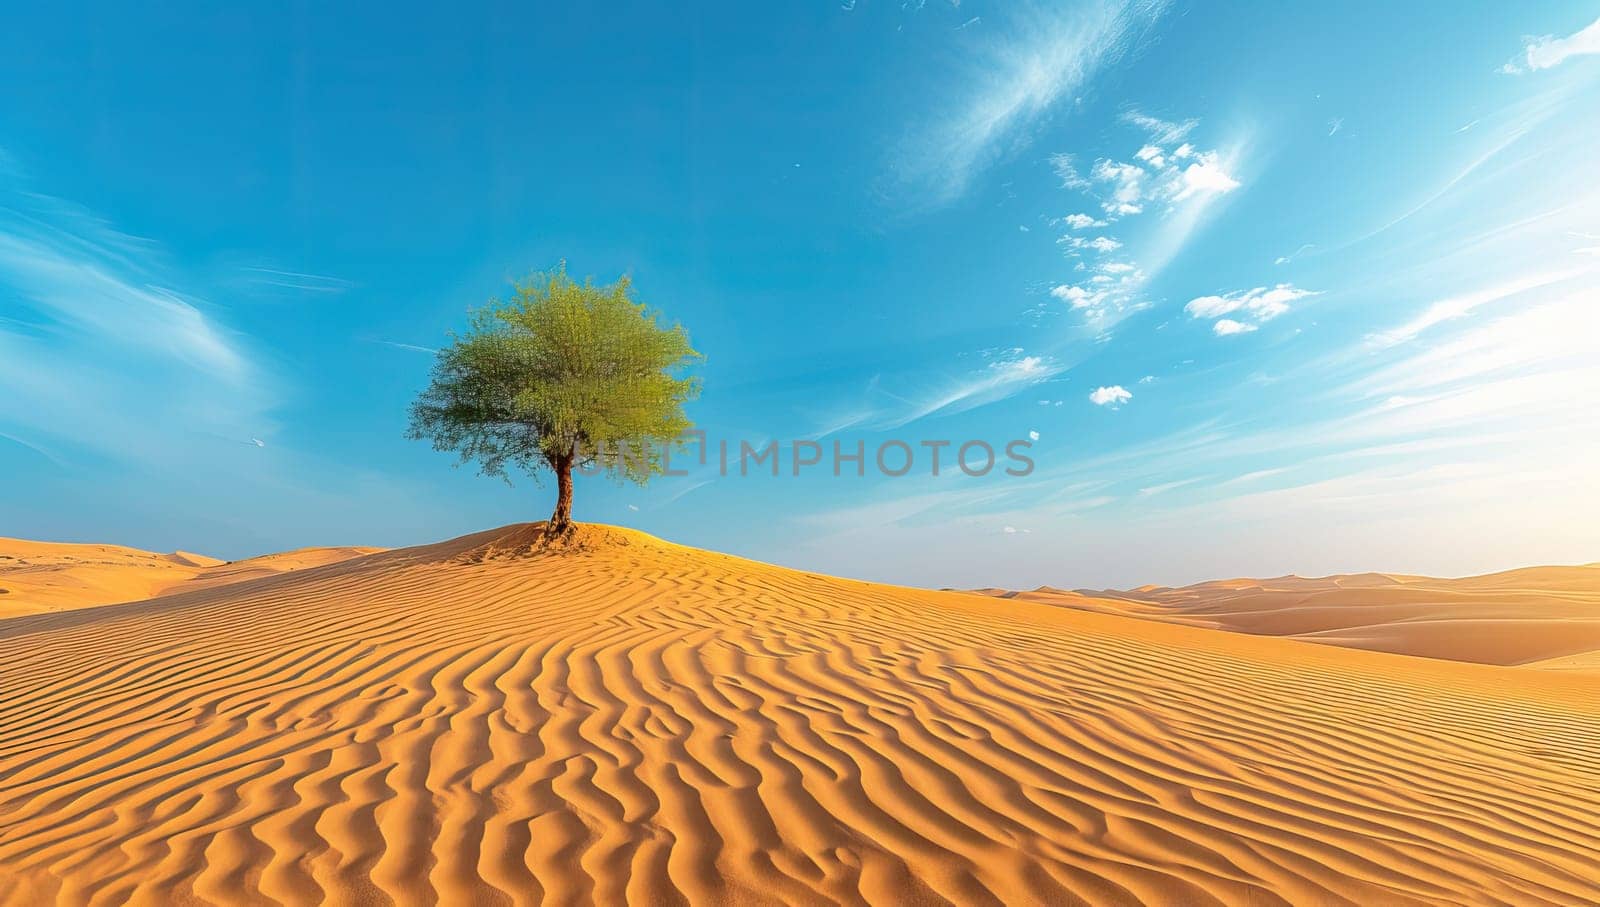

[3,1,1598,589]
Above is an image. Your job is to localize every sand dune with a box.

[2,524,1598,905]
[0,536,382,617]
[990,565,1600,669]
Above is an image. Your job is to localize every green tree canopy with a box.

[408,265,701,537]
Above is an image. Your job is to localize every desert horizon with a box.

[9,526,1600,654]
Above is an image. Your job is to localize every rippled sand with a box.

[2,524,1596,905]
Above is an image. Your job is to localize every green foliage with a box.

[408,265,701,488]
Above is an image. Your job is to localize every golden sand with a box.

[0,536,381,618]
[1,525,1596,905]
[991,566,1600,668]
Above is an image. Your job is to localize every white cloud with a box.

[1089,385,1132,406]
[1060,234,1123,253]
[1186,283,1319,325]
[901,1,1172,204]
[1138,374,1156,384]
[1172,157,1241,200]
[1056,126,1240,227]
[1049,260,1146,319]
[991,355,1047,381]
[1502,14,1600,73]
[1048,112,1247,330]
[1061,212,1106,229]
[1051,283,1094,307]
[1190,281,1312,339]
[1118,114,1241,207]
[1091,159,1146,212]
[1028,430,1041,441]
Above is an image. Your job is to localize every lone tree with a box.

[408,265,701,538]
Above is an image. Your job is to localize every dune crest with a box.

[2,524,1598,905]
[445,521,681,563]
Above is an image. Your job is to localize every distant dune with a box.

[2,525,1597,905]
[0,536,384,617]
[985,565,1600,669]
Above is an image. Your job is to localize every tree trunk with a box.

[547,455,574,538]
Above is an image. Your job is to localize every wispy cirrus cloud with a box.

[1120,110,1195,145]
[808,347,1069,436]
[365,338,440,355]
[238,266,355,294]
[0,178,273,465]
[1347,84,1578,251]
[879,349,1066,428]
[1364,269,1582,348]
[895,0,1170,205]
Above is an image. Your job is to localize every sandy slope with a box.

[1,525,1597,906]
[0,537,383,617]
[987,565,1600,669]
